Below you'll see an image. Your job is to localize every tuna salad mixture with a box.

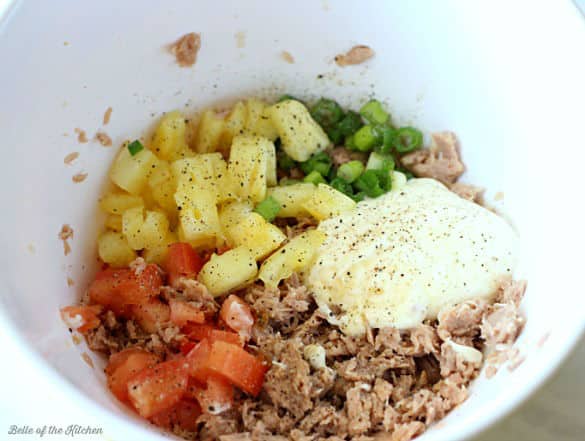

[61,96,525,441]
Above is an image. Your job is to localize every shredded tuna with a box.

[401,132,465,184]
[79,268,525,441]
[170,32,201,67]
[63,152,79,165]
[390,422,425,441]
[103,107,112,125]
[449,182,484,204]
[335,45,375,66]
[74,128,88,143]
[437,299,487,342]
[72,172,87,183]
[481,302,525,347]
[59,224,74,255]
[95,131,112,147]
[197,411,241,441]
[281,51,295,64]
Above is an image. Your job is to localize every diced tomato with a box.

[150,399,201,432]
[204,341,269,396]
[130,300,170,333]
[183,323,214,341]
[219,295,254,339]
[164,243,203,286]
[169,299,205,327]
[185,339,212,383]
[127,358,189,418]
[183,323,243,347]
[180,341,197,356]
[60,305,103,333]
[194,375,234,414]
[105,348,159,403]
[89,265,162,314]
[184,377,205,401]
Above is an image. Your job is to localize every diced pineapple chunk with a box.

[99,192,144,214]
[175,186,221,248]
[221,101,247,146]
[171,153,236,204]
[122,207,171,250]
[151,110,193,161]
[104,214,123,232]
[148,160,177,222]
[302,184,356,220]
[267,183,315,218]
[228,135,274,203]
[263,140,277,186]
[195,110,225,153]
[143,232,178,265]
[110,145,159,195]
[244,99,278,141]
[227,212,287,259]
[199,247,258,296]
[218,200,253,242]
[267,99,330,161]
[98,231,137,267]
[258,230,326,288]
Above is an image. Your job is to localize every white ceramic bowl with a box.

[1,1,584,440]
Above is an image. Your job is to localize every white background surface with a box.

[1,334,583,441]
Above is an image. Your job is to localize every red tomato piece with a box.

[89,265,162,314]
[180,341,197,356]
[195,375,234,415]
[60,305,103,333]
[185,339,212,383]
[204,341,269,396]
[183,323,243,347]
[127,358,189,418]
[105,348,160,403]
[169,299,205,327]
[150,399,201,432]
[219,295,254,339]
[130,300,171,333]
[164,243,203,286]
[184,377,205,401]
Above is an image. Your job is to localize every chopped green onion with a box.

[360,100,389,125]
[329,177,353,196]
[279,177,301,186]
[353,125,381,152]
[325,126,343,145]
[300,152,331,176]
[337,111,364,137]
[127,140,144,156]
[278,94,297,102]
[377,127,396,154]
[277,151,296,171]
[393,127,423,153]
[353,169,392,198]
[310,98,344,129]
[337,160,365,183]
[303,170,327,185]
[345,134,357,150]
[254,196,281,222]
[366,152,395,171]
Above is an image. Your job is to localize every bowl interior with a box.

[1,1,584,440]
